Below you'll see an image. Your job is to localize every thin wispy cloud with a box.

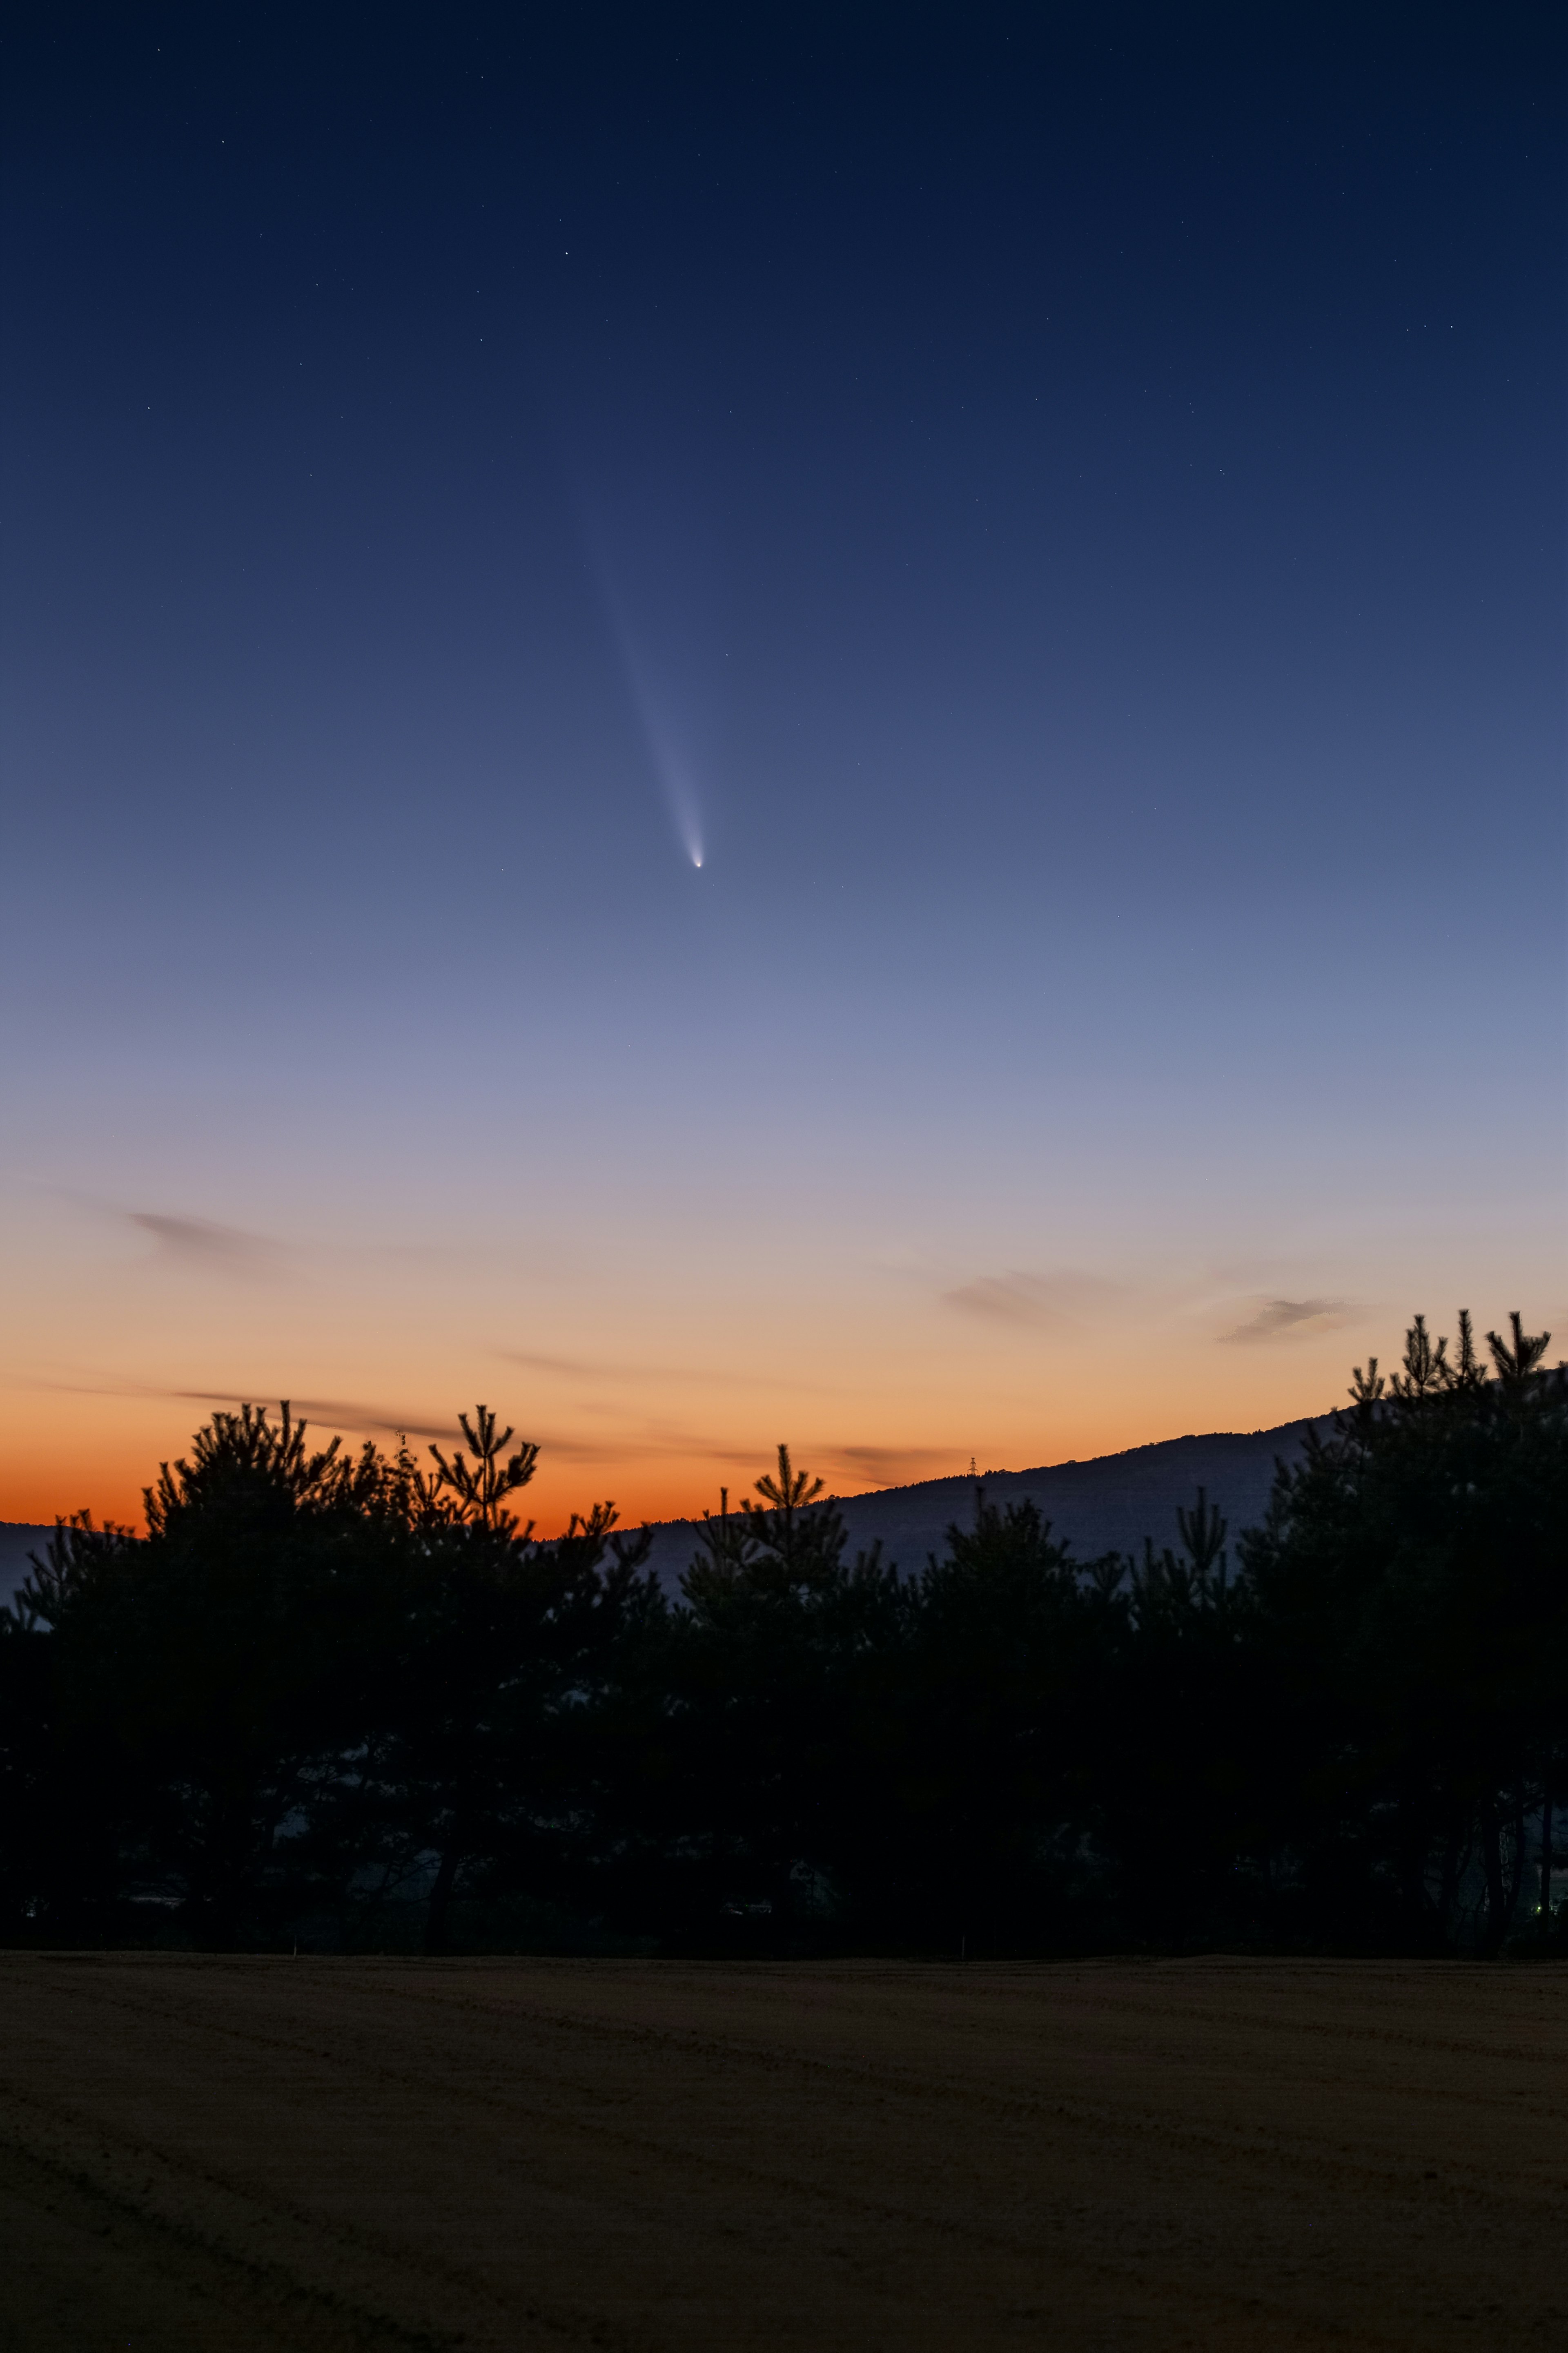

[33,1366,784,1479]
[36,1378,459,1445]
[265,1396,460,1442]
[829,1444,960,1488]
[128,1213,285,1280]
[1219,1298,1352,1345]
[501,1350,611,1383]
[942,1271,1116,1327]
[498,1347,830,1396]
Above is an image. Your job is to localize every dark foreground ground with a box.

[2,1954,1564,2351]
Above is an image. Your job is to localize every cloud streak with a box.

[942,1271,1116,1327]
[498,1347,831,1396]
[35,1377,459,1444]
[1219,1298,1351,1345]
[827,1444,962,1488]
[128,1213,286,1280]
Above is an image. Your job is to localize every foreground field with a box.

[1,1954,1564,2351]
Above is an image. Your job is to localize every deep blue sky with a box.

[2,4,1563,1521]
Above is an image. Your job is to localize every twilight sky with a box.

[2,4,1563,1530]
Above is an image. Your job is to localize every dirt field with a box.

[1,1953,1564,2351]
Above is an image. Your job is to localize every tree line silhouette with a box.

[2,1312,1564,1957]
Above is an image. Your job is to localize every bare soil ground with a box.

[1,1953,1564,2352]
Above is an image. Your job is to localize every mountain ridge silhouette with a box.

[635,1412,1331,1590]
[0,1412,1330,1607]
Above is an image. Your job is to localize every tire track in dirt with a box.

[22,1959,1525,2244]
[0,2124,452,2352]
[0,2058,662,2353]
[4,1956,1565,2352]
[58,1958,1556,2230]
[1,1967,1351,2350]
[16,1964,1555,2296]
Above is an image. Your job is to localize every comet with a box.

[582,535,710,870]
[612,622,706,869]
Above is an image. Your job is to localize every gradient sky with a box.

[2,4,1564,1532]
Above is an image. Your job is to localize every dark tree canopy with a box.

[2,1315,1564,1958]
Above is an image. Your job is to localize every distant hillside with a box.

[636,1415,1329,1591]
[1,1415,1327,1611]
[0,1523,54,1610]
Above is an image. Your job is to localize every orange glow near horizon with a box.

[4,1188,1559,1542]
[4,14,1564,1610]
[0,1319,1375,1536]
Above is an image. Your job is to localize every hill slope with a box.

[0,1523,53,1610]
[1,1414,1327,1608]
[637,1414,1327,1590]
